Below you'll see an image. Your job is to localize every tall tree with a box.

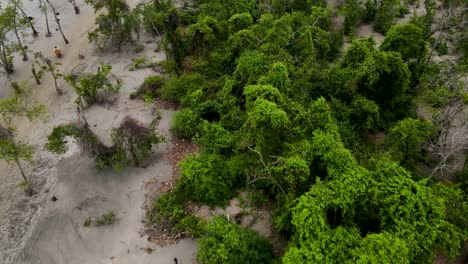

[85,0,140,50]
[0,5,16,75]
[0,85,46,194]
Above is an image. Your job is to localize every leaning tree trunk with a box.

[15,156,33,195]
[16,4,38,36]
[50,68,62,95]
[32,65,40,84]
[69,0,80,14]
[37,53,62,94]
[40,0,52,37]
[12,1,28,61]
[0,40,14,75]
[46,0,69,44]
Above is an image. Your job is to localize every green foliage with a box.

[0,87,46,188]
[129,75,165,100]
[85,0,140,49]
[148,189,186,227]
[45,123,95,154]
[149,1,467,262]
[64,63,122,106]
[351,233,410,263]
[228,13,253,34]
[162,9,187,71]
[198,0,257,21]
[197,121,234,154]
[283,133,465,263]
[350,96,380,131]
[160,73,204,103]
[178,154,237,206]
[95,145,127,172]
[234,50,268,84]
[246,98,290,155]
[387,118,434,166]
[431,182,468,252]
[46,118,163,171]
[111,118,165,167]
[170,109,202,139]
[0,5,20,75]
[435,41,449,55]
[198,217,275,264]
[128,57,154,71]
[381,23,428,77]
[174,215,206,238]
[342,38,375,68]
[258,62,291,94]
[96,210,116,226]
[374,0,399,34]
[135,0,172,35]
[342,0,364,34]
[272,156,310,194]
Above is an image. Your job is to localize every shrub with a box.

[63,63,122,106]
[170,109,202,139]
[129,75,165,100]
[197,121,234,155]
[178,154,236,206]
[174,215,206,237]
[148,189,186,227]
[435,41,449,55]
[198,217,275,264]
[159,73,204,102]
[96,210,116,226]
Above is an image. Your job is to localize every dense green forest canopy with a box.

[83,0,468,263]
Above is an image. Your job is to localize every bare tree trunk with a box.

[16,4,38,36]
[12,1,28,61]
[0,40,14,75]
[15,158,33,195]
[69,0,80,14]
[46,0,69,44]
[32,65,40,84]
[37,52,62,94]
[40,0,52,37]
[51,70,61,94]
[0,123,11,138]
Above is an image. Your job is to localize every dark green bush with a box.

[174,215,206,237]
[130,75,165,100]
[435,41,449,55]
[170,109,202,139]
[159,73,204,102]
[197,121,234,155]
[178,154,236,206]
[148,189,186,226]
[198,217,275,264]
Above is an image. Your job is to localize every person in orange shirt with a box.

[54,46,62,58]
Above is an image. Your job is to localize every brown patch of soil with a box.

[367,132,386,145]
[167,137,200,177]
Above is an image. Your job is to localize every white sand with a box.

[0,0,197,263]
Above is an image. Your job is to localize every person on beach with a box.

[54,46,62,58]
